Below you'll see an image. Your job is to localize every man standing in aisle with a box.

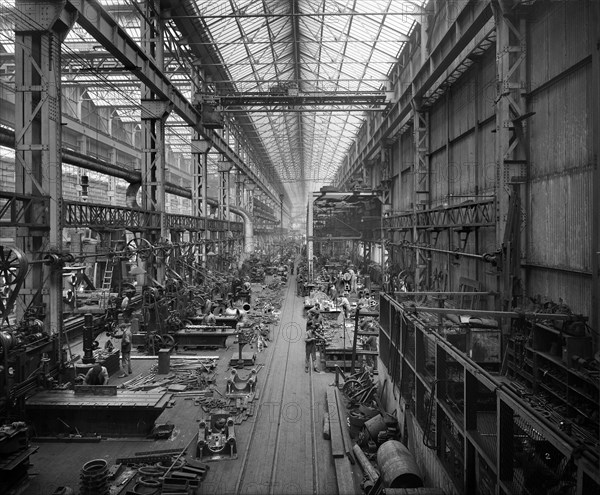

[305,321,322,373]
[117,322,133,377]
[337,293,351,319]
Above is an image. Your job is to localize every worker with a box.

[349,267,357,293]
[117,322,133,378]
[202,311,216,325]
[121,292,130,312]
[329,282,338,301]
[307,303,323,328]
[305,321,322,373]
[357,291,370,311]
[224,296,238,316]
[363,334,378,369]
[84,363,109,385]
[337,293,351,319]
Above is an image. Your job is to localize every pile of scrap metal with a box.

[122,358,218,392]
[196,411,237,461]
[337,365,379,408]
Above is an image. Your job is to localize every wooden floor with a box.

[15,275,361,495]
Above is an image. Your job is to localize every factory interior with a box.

[0,0,599,494]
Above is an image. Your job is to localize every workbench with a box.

[176,326,238,348]
[187,316,239,329]
[73,348,121,377]
[320,309,342,321]
[25,389,172,437]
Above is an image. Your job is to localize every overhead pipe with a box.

[1,126,139,182]
[66,149,139,183]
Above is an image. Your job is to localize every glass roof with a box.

[0,0,426,216]
[173,0,425,214]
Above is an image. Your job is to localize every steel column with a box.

[191,64,211,269]
[235,172,244,208]
[14,0,74,336]
[139,0,171,284]
[492,1,528,310]
[412,103,429,291]
[217,159,233,222]
[307,198,314,282]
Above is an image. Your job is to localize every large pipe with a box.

[1,127,190,198]
[125,182,142,208]
[207,198,254,256]
[377,440,423,489]
[66,149,138,183]
[352,444,379,482]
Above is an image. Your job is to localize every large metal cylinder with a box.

[364,414,389,440]
[376,440,423,489]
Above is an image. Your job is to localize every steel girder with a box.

[65,0,281,207]
[61,200,243,233]
[139,0,169,285]
[218,92,387,108]
[383,200,495,232]
[217,160,233,222]
[13,0,76,333]
[411,102,429,291]
[492,0,529,310]
[0,192,50,229]
[191,136,210,267]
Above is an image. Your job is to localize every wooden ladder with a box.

[99,261,115,309]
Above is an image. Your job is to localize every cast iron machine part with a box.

[196,411,237,461]
[81,314,96,364]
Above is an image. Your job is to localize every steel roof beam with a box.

[65,0,280,207]
[218,92,386,106]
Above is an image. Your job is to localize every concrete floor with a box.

[13,275,361,495]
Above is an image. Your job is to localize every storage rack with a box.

[506,322,599,440]
[378,293,600,495]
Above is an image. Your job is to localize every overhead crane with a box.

[216,91,388,109]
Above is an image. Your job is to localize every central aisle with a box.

[208,274,342,495]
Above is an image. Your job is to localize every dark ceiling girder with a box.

[218,92,387,107]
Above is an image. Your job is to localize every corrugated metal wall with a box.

[386,0,594,316]
[525,1,593,315]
